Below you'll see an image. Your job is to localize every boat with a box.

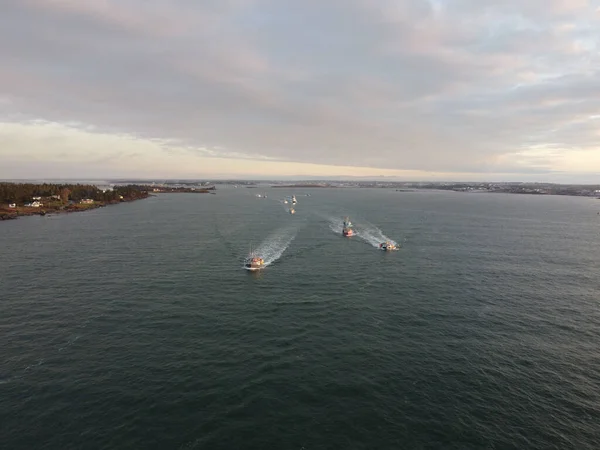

[289,208,295,214]
[342,217,354,237]
[379,241,398,251]
[291,195,297,204]
[244,245,265,271]
[283,200,288,204]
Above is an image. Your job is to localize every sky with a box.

[0,0,599,181]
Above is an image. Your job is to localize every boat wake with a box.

[278,199,292,211]
[324,215,345,235]
[357,222,397,248]
[248,226,297,267]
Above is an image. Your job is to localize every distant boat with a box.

[289,208,295,214]
[342,217,354,237]
[291,195,297,204]
[283,199,288,204]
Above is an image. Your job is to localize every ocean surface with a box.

[1,188,600,449]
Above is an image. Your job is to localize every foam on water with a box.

[357,222,397,248]
[249,226,297,266]
[323,215,344,235]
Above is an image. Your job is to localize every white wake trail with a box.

[326,215,343,234]
[357,222,397,248]
[252,226,297,266]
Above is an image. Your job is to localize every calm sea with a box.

[1,188,599,449]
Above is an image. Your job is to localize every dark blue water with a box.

[2,188,600,449]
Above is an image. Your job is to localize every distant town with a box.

[122,180,600,198]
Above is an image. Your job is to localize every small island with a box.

[0,183,150,221]
[147,185,216,194]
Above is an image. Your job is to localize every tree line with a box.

[0,183,149,205]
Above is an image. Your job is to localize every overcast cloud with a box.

[0,0,599,180]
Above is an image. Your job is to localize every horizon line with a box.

[1,177,599,186]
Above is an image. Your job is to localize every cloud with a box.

[0,0,598,180]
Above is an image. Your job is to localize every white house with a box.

[80,199,94,204]
[32,196,42,201]
[8,203,16,208]
[31,201,42,208]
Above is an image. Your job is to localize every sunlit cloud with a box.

[0,0,599,180]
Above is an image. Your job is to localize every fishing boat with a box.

[291,195,297,204]
[244,245,265,271]
[342,217,354,237]
[379,241,398,251]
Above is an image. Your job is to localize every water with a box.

[1,188,600,449]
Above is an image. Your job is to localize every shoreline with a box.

[0,182,221,222]
[269,184,599,198]
[0,196,150,222]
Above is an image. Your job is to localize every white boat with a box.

[291,195,297,204]
[289,208,295,214]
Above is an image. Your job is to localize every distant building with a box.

[8,203,16,208]
[80,199,94,204]
[51,195,61,200]
[31,201,42,208]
